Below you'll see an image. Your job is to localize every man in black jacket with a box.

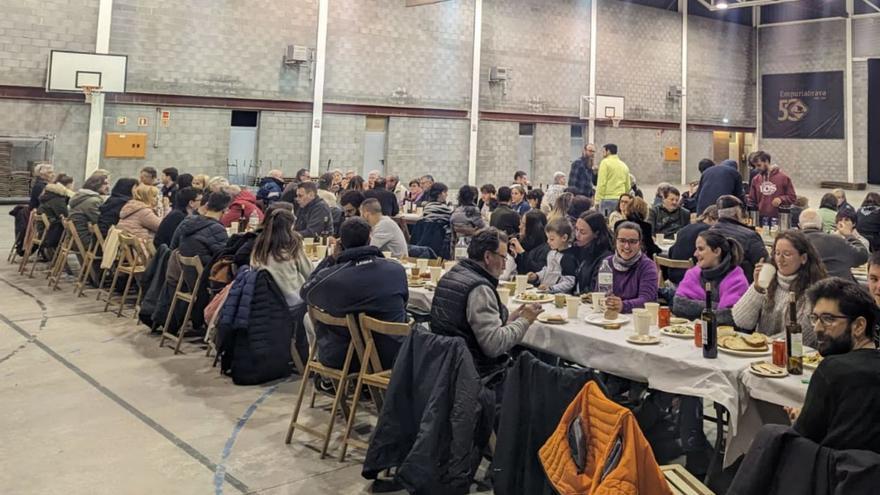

[293,181,332,238]
[709,195,766,283]
[695,159,745,214]
[170,190,232,267]
[648,186,690,238]
[154,187,200,249]
[301,217,408,370]
[798,209,868,281]
[363,177,400,217]
[489,186,521,237]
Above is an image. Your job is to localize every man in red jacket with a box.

[748,151,797,221]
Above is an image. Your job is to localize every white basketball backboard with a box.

[595,95,625,120]
[46,50,127,93]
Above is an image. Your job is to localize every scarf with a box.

[700,254,732,283]
[612,251,642,272]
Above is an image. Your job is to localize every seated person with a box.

[607,193,632,229]
[648,186,691,238]
[509,184,530,216]
[431,228,543,378]
[117,184,162,243]
[672,231,749,326]
[220,185,264,230]
[666,205,718,285]
[709,195,766,284]
[798,208,868,282]
[233,202,296,270]
[293,181,332,238]
[732,230,826,348]
[599,222,658,314]
[300,217,408,370]
[527,217,578,294]
[614,196,660,259]
[249,208,313,308]
[360,198,407,258]
[572,211,614,295]
[450,185,486,239]
[791,278,880,454]
[171,191,233,267]
[509,210,549,275]
[154,187,200,249]
[490,186,521,236]
[362,177,399,217]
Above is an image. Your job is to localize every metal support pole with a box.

[846,0,855,183]
[680,0,688,185]
[309,0,329,177]
[754,6,761,150]
[466,0,483,186]
[588,0,598,146]
[84,0,113,178]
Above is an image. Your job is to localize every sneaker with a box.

[314,376,336,395]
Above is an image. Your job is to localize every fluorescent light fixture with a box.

[716,1,730,8]
[722,117,730,123]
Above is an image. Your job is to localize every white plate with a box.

[626,334,660,345]
[660,325,694,339]
[749,361,789,378]
[584,313,630,327]
[512,293,554,304]
[537,313,568,324]
[803,352,822,370]
[718,346,772,357]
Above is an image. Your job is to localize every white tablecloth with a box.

[408,286,433,313]
[740,366,811,409]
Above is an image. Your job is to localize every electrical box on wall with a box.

[105,132,147,158]
[284,45,310,65]
[489,66,509,82]
[664,146,681,162]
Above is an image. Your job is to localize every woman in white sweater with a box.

[732,230,826,348]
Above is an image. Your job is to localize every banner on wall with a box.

[761,71,844,139]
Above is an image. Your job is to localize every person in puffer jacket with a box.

[170,190,233,268]
[256,170,285,207]
[117,184,162,242]
[37,174,75,250]
[98,178,138,236]
[220,185,265,229]
[69,174,109,248]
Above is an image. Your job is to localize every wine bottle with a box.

[786,291,803,375]
[702,282,717,358]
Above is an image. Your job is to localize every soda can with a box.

[694,321,702,348]
[659,307,671,328]
[772,339,786,367]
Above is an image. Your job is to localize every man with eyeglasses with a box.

[788,278,880,453]
[431,228,543,379]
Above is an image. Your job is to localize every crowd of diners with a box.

[14,144,880,481]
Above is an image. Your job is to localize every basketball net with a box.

[611,118,621,128]
[81,85,102,104]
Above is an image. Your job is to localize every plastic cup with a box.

[497,288,510,306]
[417,258,429,270]
[430,266,442,283]
[756,263,776,290]
[633,309,651,336]
[566,296,580,319]
[304,237,315,245]
[315,245,328,259]
[515,275,529,295]
[382,250,392,258]
[554,294,566,308]
[644,302,660,327]
[230,221,239,232]
[591,292,605,312]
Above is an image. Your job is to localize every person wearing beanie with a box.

[708,195,766,283]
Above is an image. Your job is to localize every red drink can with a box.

[694,321,702,348]
[659,307,671,328]
[772,339,786,367]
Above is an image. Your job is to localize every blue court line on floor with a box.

[0,312,250,493]
[214,381,286,495]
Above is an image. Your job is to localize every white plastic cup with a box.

[497,288,510,306]
[566,296,580,319]
[230,221,239,233]
[417,258,429,270]
[756,263,776,290]
[304,237,315,246]
[515,275,529,295]
[633,309,651,336]
[644,302,660,327]
[382,250,392,259]
[430,266,442,283]
[315,245,328,259]
[591,292,605,313]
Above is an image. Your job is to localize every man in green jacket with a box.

[595,144,631,216]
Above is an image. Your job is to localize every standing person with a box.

[599,222,659,313]
[450,185,486,239]
[490,186,521,236]
[69,174,110,248]
[513,170,531,189]
[139,166,158,187]
[509,185,530,216]
[293,182,332,238]
[29,163,55,210]
[526,217,578,294]
[257,169,285,207]
[544,172,568,212]
[160,167,179,205]
[572,211,614,294]
[220,185,264,229]
[363,177,400,217]
[154,187,200,249]
[98,178,138,236]
[361,198,408,258]
[798,209,868,281]
[648,186,691,238]
[509,210,549,275]
[748,151,796,221]
[833,188,856,216]
[695,159,744,215]
[710,195,766,284]
[478,184,498,218]
[568,144,595,197]
[594,144,631,216]
[117,184,162,243]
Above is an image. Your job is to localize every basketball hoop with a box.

[80,85,102,104]
[611,118,622,128]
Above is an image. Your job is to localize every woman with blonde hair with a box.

[117,184,161,242]
[207,176,230,193]
[191,174,210,191]
[547,192,574,224]
[250,208,313,307]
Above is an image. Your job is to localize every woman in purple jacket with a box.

[602,221,658,314]
[672,230,749,326]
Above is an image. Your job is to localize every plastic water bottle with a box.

[455,237,468,260]
[248,210,260,232]
[597,258,613,294]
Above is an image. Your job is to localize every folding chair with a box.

[653,255,694,288]
[48,219,87,291]
[159,254,205,354]
[104,233,150,317]
[284,306,361,459]
[339,314,412,462]
[74,223,104,297]
[45,220,72,282]
[18,212,51,278]
[95,226,119,303]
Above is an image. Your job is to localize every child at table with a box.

[527,217,578,294]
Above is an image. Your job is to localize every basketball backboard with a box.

[595,95,625,120]
[46,50,127,93]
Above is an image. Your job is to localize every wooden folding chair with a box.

[74,223,104,297]
[95,226,120,303]
[338,314,412,462]
[103,233,150,317]
[653,255,694,288]
[284,306,360,459]
[18,212,51,278]
[48,219,87,290]
[159,254,205,354]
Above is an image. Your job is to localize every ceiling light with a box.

[723,117,730,123]
[716,1,730,8]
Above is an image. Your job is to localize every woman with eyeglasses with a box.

[599,221,658,314]
[672,231,749,326]
[732,230,826,347]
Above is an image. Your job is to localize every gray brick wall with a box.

[324,0,474,109]
[257,111,312,176]
[476,120,518,187]
[759,21,848,185]
[687,16,755,127]
[597,1,681,122]
[101,104,230,180]
[318,114,365,174]
[594,126,682,187]
[0,0,99,87]
[686,130,714,183]
[533,124,571,186]
[480,0,590,115]
[854,17,880,58]
[853,61,868,183]
[385,117,470,189]
[109,0,317,100]
[0,100,90,183]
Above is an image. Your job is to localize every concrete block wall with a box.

[0,0,100,87]
[0,100,90,183]
[385,117,470,189]
[758,21,847,185]
[256,111,313,175]
[318,114,365,174]
[594,126,682,187]
[533,124,572,185]
[480,0,590,115]
[109,0,317,100]
[476,120,518,187]
[853,61,868,183]
[324,0,474,108]
[101,104,230,180]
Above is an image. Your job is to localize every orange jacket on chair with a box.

[539,381,673,495]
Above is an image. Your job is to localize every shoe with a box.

[314,376,336,395]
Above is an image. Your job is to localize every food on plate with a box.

[663,324,694,335]
[719,333,769,352]
[604,308,619,321]
[518,291,549,302]
[750,361,787,376]
[718,325,736,337]
[743,333,769,347]
[545,314,566,323]
[803,352,823,367]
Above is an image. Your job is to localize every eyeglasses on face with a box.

[616,238,640,246]
[808,313,851,327]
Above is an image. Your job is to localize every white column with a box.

[754,6,761,150]
[309,0,329,177]
[466,0,483,185]
[587,0,598,146]
[845,0,855,183]
[84,0,113,177]
[679,0,688,185]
